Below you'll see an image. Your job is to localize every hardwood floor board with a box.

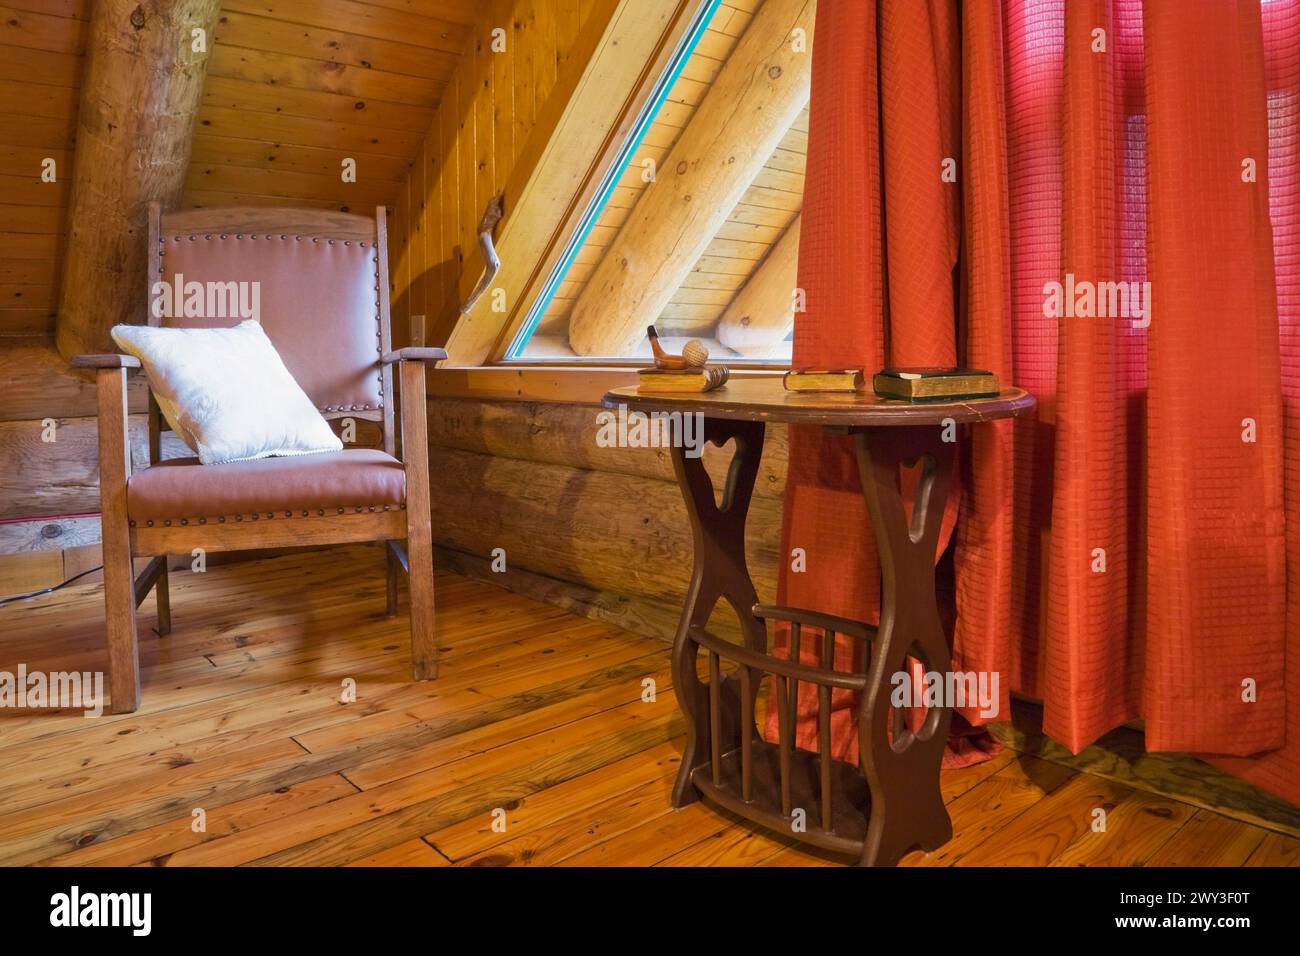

[4,547,1294,868]
[554,800,735,867]
[199,706,684,865]
[295,652,666,755]
[1,653,672,858]
[991,698,1300,837]
[1243,830,1300,866]
[428,740,683,861]
[1048,789,1196,867]
[754,841,845,866]
[455,766,680,866]
[948,771,1136,867]
[1145,809,1270,867]
[39,773,359,867]
[0,738,310,865]
[1,627,664,807]
[346,838,451,867]
[901,756,1076,866]
[339,664,676,790]
[656,819,794,867]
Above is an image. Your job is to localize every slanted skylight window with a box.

[506,0,807,364]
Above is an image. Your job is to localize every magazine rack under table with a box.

[602,379,1035,866]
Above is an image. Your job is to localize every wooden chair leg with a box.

[155,561,172,636]
[407,531,437,680]
[385,545,400,617]
[103,524,141,714]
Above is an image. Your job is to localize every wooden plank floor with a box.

[1,545,1297,867]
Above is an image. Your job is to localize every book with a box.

[636,366,730,393]
[872,367,999,401]
[783,367,866,392]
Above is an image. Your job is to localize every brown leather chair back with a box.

[147,204,393,423]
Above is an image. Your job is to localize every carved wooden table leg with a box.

[853,425,956,866]
[668,415,767,807]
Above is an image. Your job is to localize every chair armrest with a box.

[380,347,447,365]
[72,353,141,369]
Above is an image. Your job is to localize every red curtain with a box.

[772,0,1300,807]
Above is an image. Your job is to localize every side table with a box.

[603,378,1035,866]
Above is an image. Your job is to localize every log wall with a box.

[427,396,788,641]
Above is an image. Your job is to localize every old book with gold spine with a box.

[783,367,866,392]
[636,366,730,393]
[872,367,999,401]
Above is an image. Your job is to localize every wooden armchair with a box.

[72,204,445,713]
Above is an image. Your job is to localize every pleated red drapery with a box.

[771,0,1300,807]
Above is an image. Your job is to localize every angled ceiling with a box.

[0,0,482,339]
[518,0,804,361]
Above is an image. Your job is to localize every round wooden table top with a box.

[604,377,1035,427]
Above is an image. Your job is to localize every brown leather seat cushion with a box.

[127,449,406,522]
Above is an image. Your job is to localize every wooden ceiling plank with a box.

[0,145,74,180]
[0,79,79,122]
[352,0,482,26]
[738,183,802,211]
[567,0,813,356]
[718,6,752,37]
[692,27,739,60]
[714,219,784,243]
[0,203,66,234]
[182,190,359,211]
[716,211,800,355]
[727,201,796,227]
[765,145,806,172]
[207,46,448,108]
[0,174,67,207]
[750,165,803,193]
[190,134,413,181]
[202,75,434,132]
[0,44,82,88]
[214,10,457,81]
[0,112,78,150]
[194,106,423,158]
[3,0,88,18]
[0,234,59,259]
[185,163,399,207]
[220,0,469,54]
[0,3,87,55]
[0,260,56,285]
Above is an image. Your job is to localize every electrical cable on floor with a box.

[0,565,105,606]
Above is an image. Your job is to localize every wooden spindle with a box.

[789,621,801,751]
[740,665,753,802]
[776,672,792,816]
[709,650,722,786]
[819,683,832,831]
[822,627,835,672]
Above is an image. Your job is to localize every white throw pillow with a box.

[111,320,344,465]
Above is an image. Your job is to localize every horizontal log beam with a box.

[427,396,788,497]
[429,443,781,607]
[0,516,101,556]
[0,342,148,421]
[0,415,189,521]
